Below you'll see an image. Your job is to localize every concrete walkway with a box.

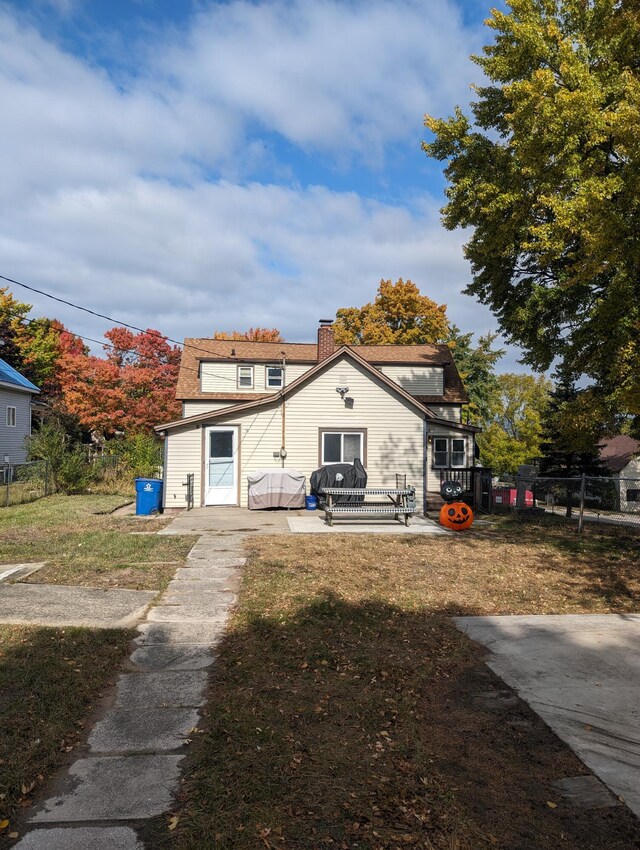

[456,613,640,818]
[16,530,246,849]
[0,583,156,628]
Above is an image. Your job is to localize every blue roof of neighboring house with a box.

[0,358,40,394]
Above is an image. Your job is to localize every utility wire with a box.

[0,272,286,363]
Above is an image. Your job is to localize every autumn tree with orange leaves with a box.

[59,328,181,435]
[214,327,284,342]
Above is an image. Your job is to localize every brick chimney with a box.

[317,320,335,362]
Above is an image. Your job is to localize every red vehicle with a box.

[493,487,534,507]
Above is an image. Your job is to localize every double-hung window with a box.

[266,365,284,389]
[432,437,466,468]
[6,406,16,428]
[321,430,365,465]
[237,365,254,389]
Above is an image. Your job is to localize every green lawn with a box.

[145,517,640,850]
[0,495,196,590]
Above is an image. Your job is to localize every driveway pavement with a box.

[456,614,640,817]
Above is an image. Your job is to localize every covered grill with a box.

[310,459,367,505]
[247,468,306,510]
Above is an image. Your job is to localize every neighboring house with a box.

[600,435,640,513]
[0,358,40,465]
[156,322,479,513]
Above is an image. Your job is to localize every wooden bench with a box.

[320,487,416,527]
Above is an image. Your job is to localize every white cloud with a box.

[0,2,523,368]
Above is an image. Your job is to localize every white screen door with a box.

[205,427,238,505]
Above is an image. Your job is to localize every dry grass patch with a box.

[146,518,640,850]
[0,495,196,591]
[0,625,133,841]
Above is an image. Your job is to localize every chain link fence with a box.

[0,460,50,507]
[524,475,640,531]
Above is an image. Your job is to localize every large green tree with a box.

[424,0,640,436]
[478,372,551,476]
[446,325,503,424]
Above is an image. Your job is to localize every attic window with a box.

[237,365,254,389]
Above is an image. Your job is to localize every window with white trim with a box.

[237,365,254,389]
[266,365,284,389]
[432,437,466,468]
[433,437,448,467]
[321,431,364,465]
[6,406,16,428]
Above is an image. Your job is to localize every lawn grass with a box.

[146,516,640,849]
[0,624,133,840]
[0,495,196,590]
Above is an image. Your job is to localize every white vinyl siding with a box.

[428,404,462,423]
[183,401,236,418]
[164,356,427,509]
[163,426,203,509]
[200,361,312,393]
[379,365,444,395]
[0,388,33,464]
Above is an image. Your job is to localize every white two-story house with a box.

[156,322,479,513]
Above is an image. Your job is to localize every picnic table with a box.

[320,486,416,527]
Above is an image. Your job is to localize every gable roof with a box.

[176,337,466,401]
[599,435,640,473]
[159,346,478,433]
[0,358,40,394]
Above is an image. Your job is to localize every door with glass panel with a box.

[205,427,238,505]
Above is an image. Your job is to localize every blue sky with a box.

[0,0,523,369]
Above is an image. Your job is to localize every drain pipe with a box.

[280,352,287,468]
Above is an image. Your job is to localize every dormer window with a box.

[237,365,254,389]
[266,365,284,389]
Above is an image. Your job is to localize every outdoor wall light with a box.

[336,386,349,399]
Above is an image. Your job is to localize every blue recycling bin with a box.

[135,478,163,515]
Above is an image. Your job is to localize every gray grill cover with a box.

[247,468,306,510]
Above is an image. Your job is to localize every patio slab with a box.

[288,515,449,534]
[0,583,156,627]
[455,613,640,818]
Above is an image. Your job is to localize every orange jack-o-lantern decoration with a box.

[439,501,473,531]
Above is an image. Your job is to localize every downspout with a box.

[423,418,429,516]
[280,352,287,468]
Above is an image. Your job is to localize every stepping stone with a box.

[147,603,233,623]
[130,644,215,671]
[115,670,208,708]
[0,563,45,583]
[0,584,156,627]
[30,755,184,822]
[162,589,237,607]
[89,707,201,753]
[173,565,241,581]
[166,578,240,594]
[552,775,621,809]
[135,622,225,645]
[13,826,143,850]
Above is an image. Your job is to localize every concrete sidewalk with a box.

[16,531,245,849]
[456,613,640,818]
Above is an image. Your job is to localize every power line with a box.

[0,272,251,363]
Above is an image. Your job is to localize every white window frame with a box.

[432,437,466,468]
[265,365,284,389]
[451,438,466,468]
[432,437,449,468]
[6,406,16,428]
[237,365,254,389]
[320,430,365,465]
